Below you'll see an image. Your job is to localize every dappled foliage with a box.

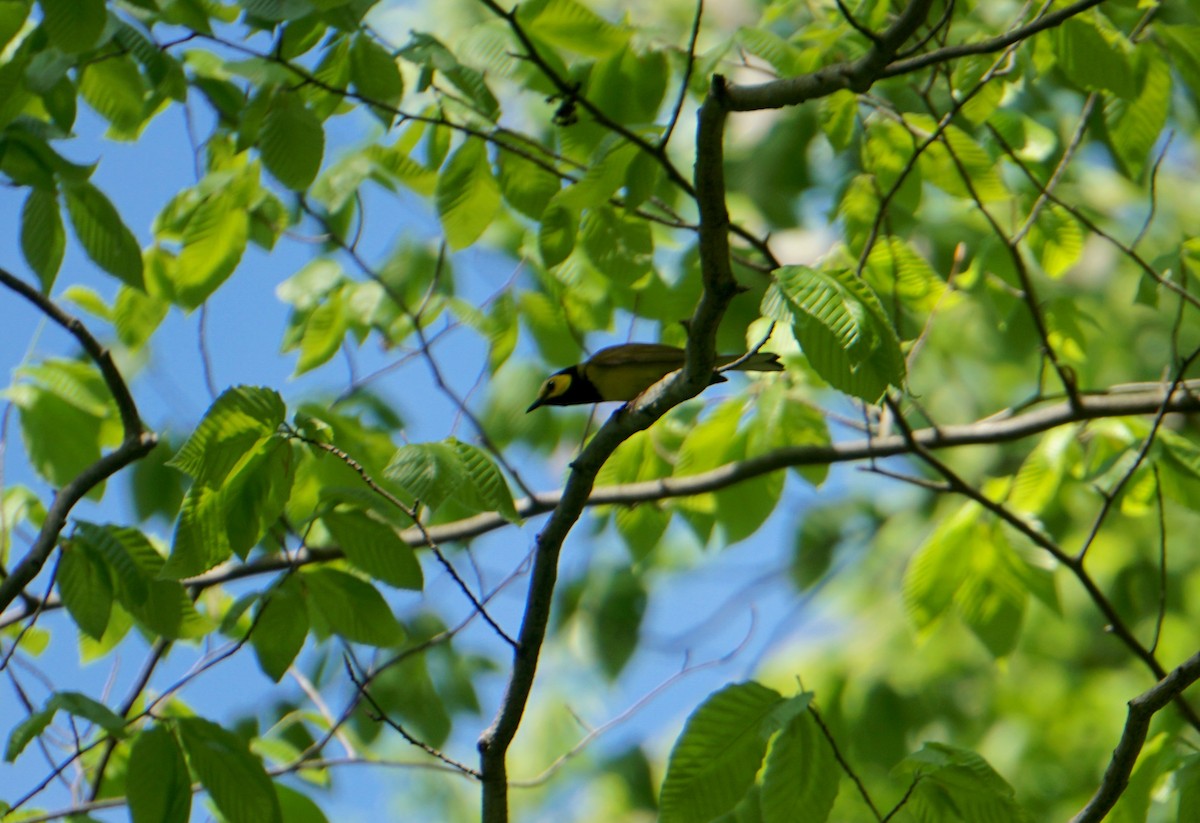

[2,0,1200,821]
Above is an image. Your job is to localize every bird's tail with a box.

[723,351,784,372]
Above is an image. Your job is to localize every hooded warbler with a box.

[527,343,783,411]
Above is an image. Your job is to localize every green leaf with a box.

[128,726,192,823]
[897,742,1031,823]
[177,717,282,823]
[673,400,743,516]
[294,287,347,375]
[714,441,782,545]
[596,430,671,557]
[323,510,423,590]
[355,653,451,748]
[1109,732,1170,823]
[169,386,286,485]
[953,526,1028,658]
[20,188,65,291]
[436,137,501,249]
[0,1,28,53]
[660,681,784,823]
[222,435,295,557]
[175,190,250,309]
[79,54,148,135]
[384,439,517,521]
[560,141,638,208]
[450,439,519,522]
[904,504,1038,658]
[114,285,169,349]
[497,142,560,219]
[302,568,405,646]
[1104,50,1170,180]
[164,484,232,579]
[63,181,145,290]
[1057,12,1135,99]
[385,441,462,511]
[518,290,584,365]
[38,0,105,53]
[861,119,919,199]
[953,56,1005,126]
[581,205,653,285]
[592,568,646,680]
[130,578,209,640]
[916,121,1008,202]
[5,707,53,761]
[747,383,830,486]
[1158,25,1200,99]
[58,540,113,640]
[279,14,326,60]
[615,492,671,561]
[10,376,110,491]
[130,439,187,522]
[1006,428,1073,516]
[82,523,205,640]
[538,199,578,267]
[735,26,805,76]
[1027,203,1083,279]
[398,33,499,119]
[517,0,630,58]
[261,88,324,190]
[1177,754,1200,823]
[450,291,519,373]
[760,711,839,823]
[623,147,660,209]
[819,90,857,152]
[366,142,437,196]
[78,603,132,665]
[588,45,668,127]
[350,33,403,124]
[864,236,947,314]
[6,690,127,761]
[904,502,976,632]
[27,50,74,97]
[61,285,113,321]
[238,0,314,22]
[74,522,152,605]
[766,265,905,402]
[250,576,309,682]
[275,785,330,823]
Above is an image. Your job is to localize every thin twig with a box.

[659,0,704,152]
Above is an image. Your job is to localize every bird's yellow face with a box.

[527,373,574,411]
[542,374,573,399]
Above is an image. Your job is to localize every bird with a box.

[526,343,784,411]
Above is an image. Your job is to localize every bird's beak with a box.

[526,394,546,413]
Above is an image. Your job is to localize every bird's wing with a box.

[587,343,687,368]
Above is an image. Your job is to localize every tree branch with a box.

[0,270,156,615]
[3,377,1194,634]
[475,54,774,820]
[882,0,1106,79]
[1070,648,1200,823]
[723,0,936,110]
[91,379,1196,606]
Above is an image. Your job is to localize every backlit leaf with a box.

[64,181,145,290]
[436,138,501,249]
[178,717,282,823]
[660,681,784,823]
[261,88,324,190]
